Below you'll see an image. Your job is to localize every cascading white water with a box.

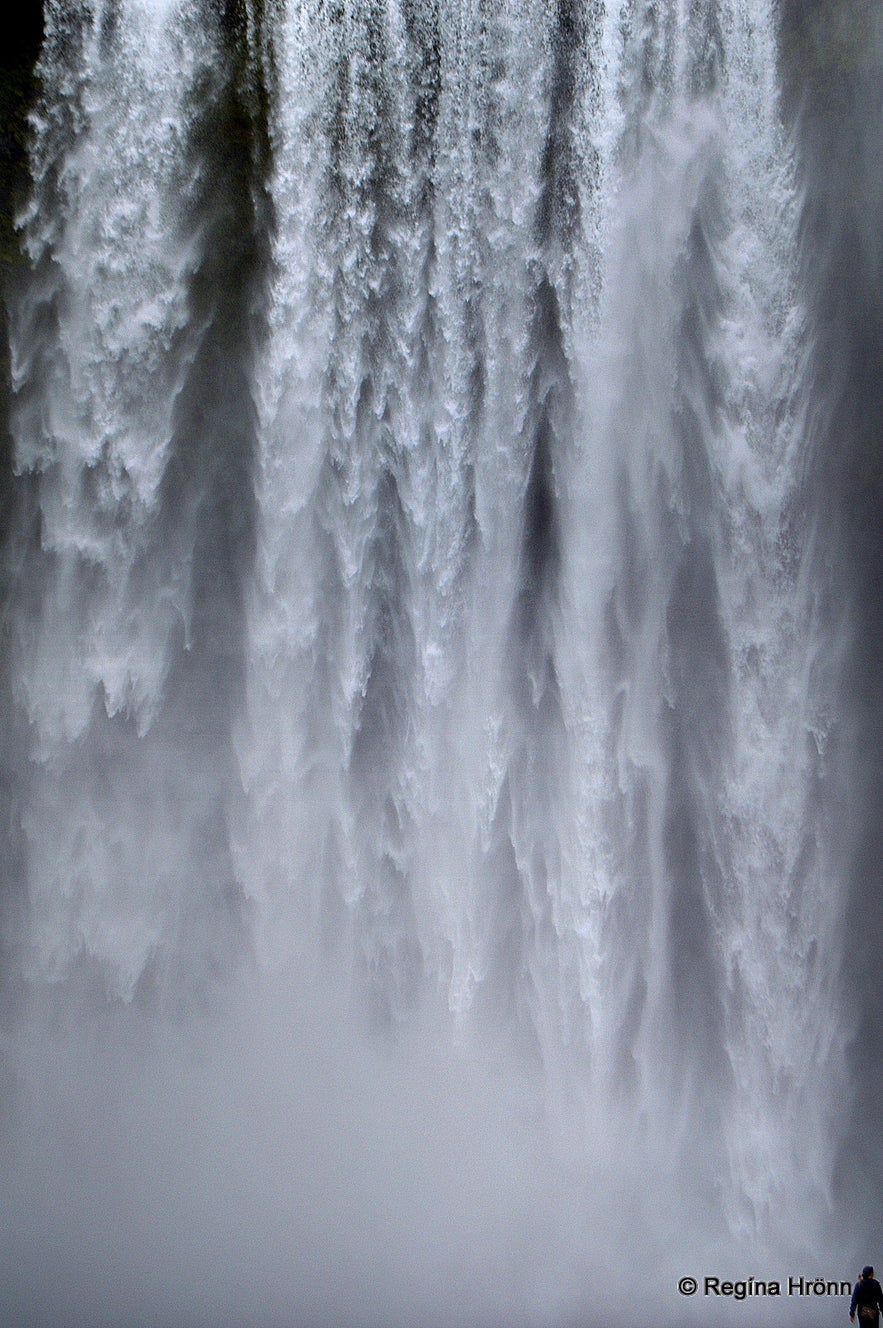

[2,2,881,1325]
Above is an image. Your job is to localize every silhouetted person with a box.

[850,1266,883,1324]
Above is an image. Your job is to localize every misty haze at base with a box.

[0,967,850,1328]
[1,1,882,1325]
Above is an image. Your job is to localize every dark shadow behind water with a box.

[0,0,44,997]
[778,0,883,1233]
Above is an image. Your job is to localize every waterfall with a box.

[2,2,882,1325]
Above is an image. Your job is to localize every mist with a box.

[0,964,852,1328]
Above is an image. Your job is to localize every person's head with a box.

[862,1267,875,1280]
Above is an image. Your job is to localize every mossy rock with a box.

[780,0,880,112]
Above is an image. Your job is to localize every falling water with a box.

[2,2,882,1325]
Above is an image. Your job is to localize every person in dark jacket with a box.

[850,1266,883,1324]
